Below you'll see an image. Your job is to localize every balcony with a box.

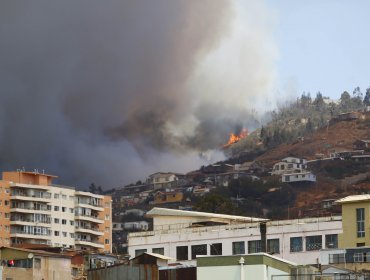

[11,192,51,203]
[10,229,50,240]
[76,202,104,212]
[75,239,104,249]
[10,206,50,214]
[75,226,103,236]
[10,217,51,227]
[75,214,103,224]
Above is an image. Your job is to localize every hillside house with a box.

[353,139,370,150]
[153,191,184,205]
[216,171,259,187]
[271,157,307,175]
[272,157,316,183]
[147,172,186,190]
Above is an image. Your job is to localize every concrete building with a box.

[147,172,185,190]
[128,208,342,265]
[0,246,72,280]
[336,195,370,248]
[197,254,301,280]
[0,170,112,253]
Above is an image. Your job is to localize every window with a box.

[152,247,164,255]
[306,235,322,251]
[62,195,67,200]
[5,213,9,219]
[357,243,365,247]
[54,218,59,224]
[105,227,110,233]
[248,240,262,253]
[105,239,110,244]
[290,237,303,252]
[232,241,245,255]
[267,239,280,254]
[54,231,59,236]
[4,200,9,206]
[70,221,74,226]
[54,194,59,199]
[70,208,74,213]
[62,219,67,225]
[357,208,365,238]
[54,206,59,211]
[105,202,110,208]
[210,243,222,255]
[5,226,9,232]
[62,207,66,212]
[329,253,345,264]
[34,258,41,269]
[70,233,75,238]
[325,234,338,249]
[354,252,364,263]
[176,246,188,260]
[135,249,146,257]
[105,214,110,221]
[62,232,67,237]
[191,244,207,259]
[5,189,9,194]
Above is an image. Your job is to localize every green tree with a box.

[313,92,324,111]
[195,193,236,214]
[340,91,351,111]
[364,87,370,106]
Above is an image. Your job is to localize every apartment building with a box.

[128,208,342,265]
[0,170,111,253]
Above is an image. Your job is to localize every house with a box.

[353,139,370,150]
[201,164,234,175]
[147,172,186,190]
[153,191,184,205]
[282,171,316,183]
[271,157,316,183]
[128,207,342,265]
[0,246,72,280]
[216,171,259,187]
[271,157,307,175]
[192,185,210,196]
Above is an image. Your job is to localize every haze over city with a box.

[0,0,369,188]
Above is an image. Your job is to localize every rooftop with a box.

[336,194,370,204]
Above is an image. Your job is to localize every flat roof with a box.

[146,207,268,223]
[336,195,370,204]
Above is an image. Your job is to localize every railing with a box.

[75,238,102,245]
[129,216,342,237]
[11,229,50,236]
[75,225,100,231]
[11,192,51,199]
[11,206,50,211]
[10,218,51,224]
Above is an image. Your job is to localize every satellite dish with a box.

[28,253,34,259]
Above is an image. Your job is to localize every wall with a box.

[129,217,342,265]
[88,264,158,280]
[0,181,11,246]
[339,201,370,248]
[98,195,112,253]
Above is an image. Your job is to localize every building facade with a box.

[0,170,112,253]
[128,208,342,265]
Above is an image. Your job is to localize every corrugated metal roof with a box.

[336,194,370,204]
[146,207,268,222]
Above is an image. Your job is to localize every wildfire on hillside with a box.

[223,128,248,148]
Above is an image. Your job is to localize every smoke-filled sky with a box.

[0,0,279,188]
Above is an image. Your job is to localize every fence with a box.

[88,264,158,280]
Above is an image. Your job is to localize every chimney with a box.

[260,222,267,253]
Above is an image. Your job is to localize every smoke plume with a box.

[0,0,277,187]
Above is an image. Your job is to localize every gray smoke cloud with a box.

[0,0,277,188]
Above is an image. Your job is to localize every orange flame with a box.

[223,128,248,147]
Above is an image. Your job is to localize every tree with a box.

[340,91,351,111]
[195,193,236,214]
[89,183,97,194]
[313,92,324,111]
[364,87,370,106]
[352,87,363,108]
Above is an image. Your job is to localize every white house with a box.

[146,172,185,190]
[128,208,342,265]
[271,157,316,183]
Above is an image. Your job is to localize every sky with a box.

[267,0,370,100]
[0,1,369,189]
